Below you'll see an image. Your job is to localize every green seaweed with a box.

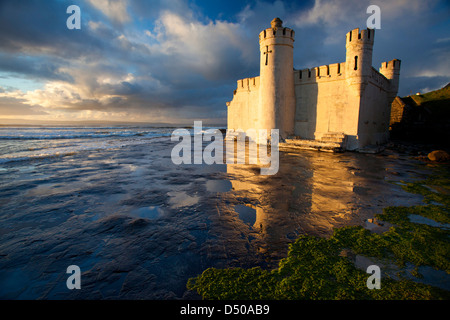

[187,167,450,300]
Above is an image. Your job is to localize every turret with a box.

[345,28,374,94]
[258,18,296,140]
[379,59,401,100]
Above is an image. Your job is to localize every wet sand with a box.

[0,137,430,299]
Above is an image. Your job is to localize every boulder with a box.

[427,150,450,162]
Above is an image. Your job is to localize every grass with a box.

[408,85,450,120]
[187,166,450,300]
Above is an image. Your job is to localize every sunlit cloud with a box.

[87,0,131,25]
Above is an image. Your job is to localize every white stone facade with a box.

[227,18,401,150]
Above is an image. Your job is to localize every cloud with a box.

[0,95,48,116]
[150,11,253,80]
[294,0,432,28]
[0,0,293,122]
[0,0,449,122]
[0,54,73,83]
[87,0,131,25]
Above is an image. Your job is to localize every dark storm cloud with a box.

[0,54,74,82]
[0,0,108,58]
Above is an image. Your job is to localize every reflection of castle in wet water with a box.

[224,149,419,260]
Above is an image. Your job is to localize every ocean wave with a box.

[0,135,170,164]
[0,152,76,164]
[0,130,174,140]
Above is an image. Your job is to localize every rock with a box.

[367,218,384,226]
[427,150,450,162]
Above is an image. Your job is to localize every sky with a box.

[0,0,449,125]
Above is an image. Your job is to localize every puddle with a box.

[353,254,450,291]
[415,265,450,290]
[26,183,58,196]
[167,191,199,208]
[206,180,232,193]
[235,204,256,226]
[105,193,128,204]
[26,181,88,196]
[131,206,164,219]
[408,214,450,230]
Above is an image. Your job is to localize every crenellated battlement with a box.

[259,27,295,42]
[346,28,374,46]
[259,18,295,44]
[379,59,401,73]
[234,76,260,94]
[294,62,346,84]
[379,59,401,83]
[379,59,401,95]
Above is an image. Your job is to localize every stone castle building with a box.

[226,18,401,151]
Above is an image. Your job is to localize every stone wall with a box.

[227,76,260,132]
[357,77,393,147]
[390,96,406,125]
[293,67,349,140]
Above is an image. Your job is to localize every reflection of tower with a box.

[226,164,267,231]
[226,163,293,256]
[258,18,296,140]
[305,153,391,236]
[308,158,356,235]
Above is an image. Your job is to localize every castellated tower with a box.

[226,18,401,151]
[345,28,374,95]
[258,18,296,140]
[379,59,401,100]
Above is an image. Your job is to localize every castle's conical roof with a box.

[271,17,283,28]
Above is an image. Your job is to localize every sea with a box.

[0,125,178,164]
